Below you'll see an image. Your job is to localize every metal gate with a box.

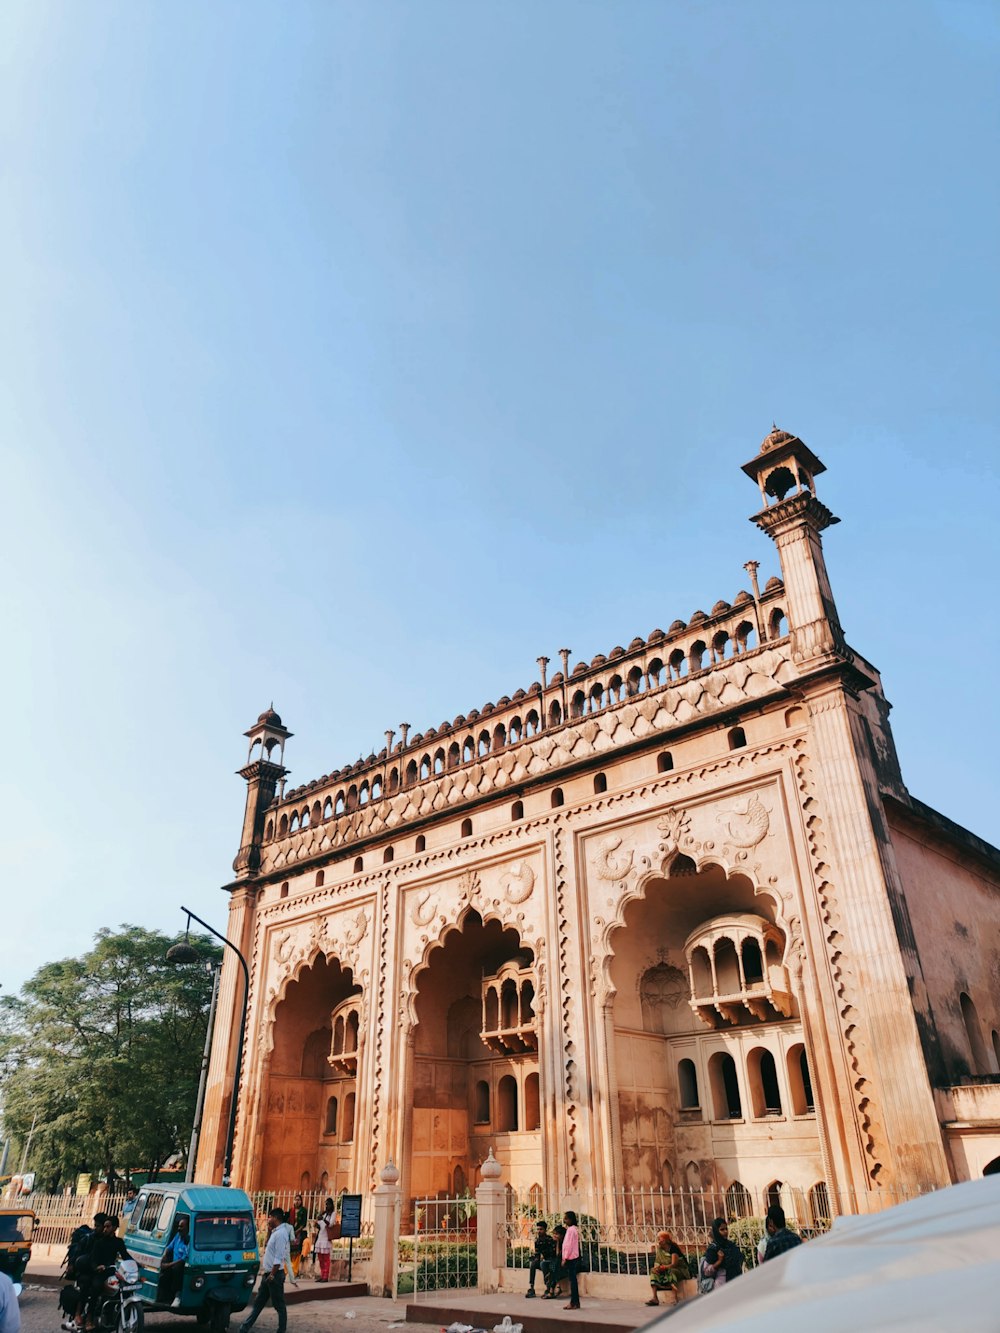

[408,1194,478,1298]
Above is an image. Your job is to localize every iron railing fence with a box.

[5,1189,131,1250]
[406,1194,478,1299]
[501,1182,936,1278]
[246,1190,374,1273]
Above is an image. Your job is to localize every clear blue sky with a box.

[2,1,998,996]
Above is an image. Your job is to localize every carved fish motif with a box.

[343,909,369,946]
[275,931,294,964]
[411,889,437,926]
[501,861,535,904]
[596,837,634,882]
[719,796,770,848]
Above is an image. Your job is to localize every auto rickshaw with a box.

[0,1208,34,1288]
[124,1185,259,1330]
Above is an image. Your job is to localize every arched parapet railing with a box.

[683,913,792,1027]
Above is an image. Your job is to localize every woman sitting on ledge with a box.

[646,1229,688,1306]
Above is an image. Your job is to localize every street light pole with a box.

[186,960,222,1183]
[167,907,250,1188]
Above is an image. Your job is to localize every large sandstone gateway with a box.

[196,430,1000,1214]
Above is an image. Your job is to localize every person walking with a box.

[289,1196,307,1277]
[239,1209,289,1333]
[761,1204,802,1261]
[561,1211,582,1310]
[0,1270,21,1333]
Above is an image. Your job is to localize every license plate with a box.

[242,1253,256,1261]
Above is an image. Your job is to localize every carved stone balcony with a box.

[684,913,793,1028]
[481,959,537,1055]
[328,997,361,1075]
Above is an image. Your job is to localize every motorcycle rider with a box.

[75,1217,131,1331]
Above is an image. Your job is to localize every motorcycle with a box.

[94,1257,144,1333]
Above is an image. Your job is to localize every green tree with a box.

[0,925,221,1187]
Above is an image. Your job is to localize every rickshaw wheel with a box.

[209,1302,231,1332]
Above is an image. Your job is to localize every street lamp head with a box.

[167,940,200,964]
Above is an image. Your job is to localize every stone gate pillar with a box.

[369,1160,402,1298]
[475,1148,506,1294]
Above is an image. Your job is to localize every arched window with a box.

[525,710,539,736]
[493,724,506,751]
[333,1016,345,1054]
[324,1096,338,1136]
[524,1073,540,1131]
[342,1091,356,1142]
[548,700,562,727]
[657,751,674,773]
[420,755,431,780]
[589,683,604,711]
[315,870,325,888]
[961,992,991,1074]
[448,741,461,769]
[474,1080,490,1124]
[741,938,764,984]
[353,856,363,873]
[725,1181,752,1220]
[709,1052,742,1120]
[668,649,687,679]
[626,666,644,696]
[748,1047,783,1117]
[383,846,394,863]
[686,1161,703,1192]
[509,717,522,743]
[593,772,607,794]
[769,608,787,638]
[484,986,499,1031]
[388,767,399,794]
[688,641,706,673]
[809,1182,831,1226]
[334,793,345,816]
[434,749,445,774]
[786,1044,815,1115]
[290,812,299,834]
[497,1075,518,1132]
[608,675,623,703]
[501,979,518,1029]
[712,631,730,664]
[265,819,274,840]
[735,621,756,653]
[347,785,358,811]
[461,817,473,838]
[765,1180,783,1212]
[322,797,333,820]
[647,658,664,688]
[984,1156,1000,1176]
[714,938,740,995]
[278,814,288,836]
[678,1059,700,1110]
[463,737,475,764]
[279,881,289,899]
[478,732,490,758]
[551,787,564,808]
[512,799,524,820]
[570,690,586,718]
[415,834,426,852]
[405,759,417,787]
[728,726,747,750]
[301,806,310,827]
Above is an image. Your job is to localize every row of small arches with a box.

[474,1071,541,1132]
[267,613,792,838]
[677,1044,814,1121]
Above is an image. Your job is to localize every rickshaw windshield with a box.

[193,1215,256,1251]
[0,1215,32,1243]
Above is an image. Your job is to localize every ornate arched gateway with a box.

[198,433,1000,1206]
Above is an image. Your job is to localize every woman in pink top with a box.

[561,1211,581,1309]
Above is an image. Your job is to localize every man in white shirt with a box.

[239,1210,289,1333]
[0,1270,21,1333]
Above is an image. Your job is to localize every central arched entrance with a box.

[410,910,540,1203]
[260,953,362,1193]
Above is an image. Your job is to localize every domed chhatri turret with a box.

[742,427,846,668]
[234,706,293,878]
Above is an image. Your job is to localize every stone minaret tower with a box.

[233,706,291,877]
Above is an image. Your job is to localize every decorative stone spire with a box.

[480,1146,502,1180]
[742,429,847,668]
[233,707,292,877]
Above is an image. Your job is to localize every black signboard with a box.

[339,1193,363,1239]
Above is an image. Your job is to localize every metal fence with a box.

[247,1190,374,1275]
[405,1194,478,1299]
[501,1183,934,1278]
[5,1189,131,1249]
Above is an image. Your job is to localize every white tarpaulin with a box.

[654,1175,1000,1332]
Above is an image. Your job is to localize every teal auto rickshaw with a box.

[125,1185,259,1330]
[0,1209,34,1288]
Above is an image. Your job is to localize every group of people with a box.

[645,1203,804,1306]
[523,1211,583,1309]
[59,1211,134,1331]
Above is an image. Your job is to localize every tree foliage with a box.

[0,925,222,1187]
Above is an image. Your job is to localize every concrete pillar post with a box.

[475,1148,506,1294]
[369,1160,402,1298]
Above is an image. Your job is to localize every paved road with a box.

[15,1284,423,1333]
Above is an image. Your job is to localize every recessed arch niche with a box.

[260,953,361,1193]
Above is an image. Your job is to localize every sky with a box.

[2,0,998,997]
